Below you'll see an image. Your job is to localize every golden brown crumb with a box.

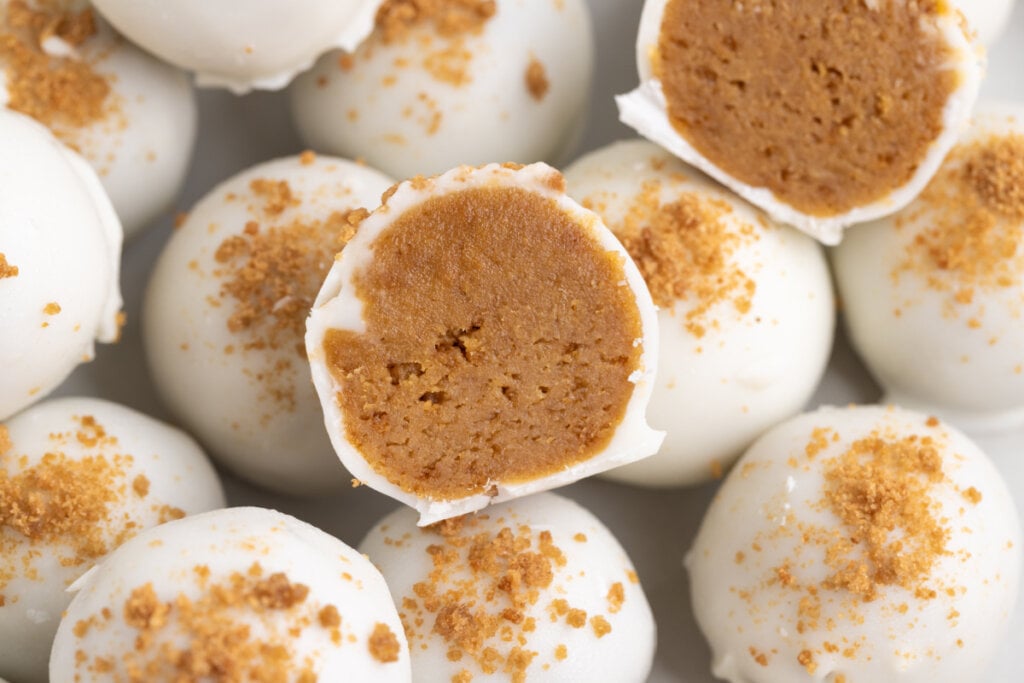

[401,516,590,680]
[318,604,341,628]
[0,425,10,455]
[213,177,360,412]
[299,149,317,166]
[0,419,138,595]
[77,569,327,679]
[962,486,983,505]
[43,302,61,315]
[369,622,402,663]
[131,474,150,498]
[369,0,496,86]
[0,253,17,279]
[0,1,114,136]
[525,58,549,101]
[589,615,611,638]
[749,646,769,667]
[599,182,758,338]
[896,134,1024,326]
[797,649,817,674]
[606,582,624,614]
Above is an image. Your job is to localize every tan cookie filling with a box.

[323,186,644,500]
[657,0,960,217]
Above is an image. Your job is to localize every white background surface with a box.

[58,1,1024,681]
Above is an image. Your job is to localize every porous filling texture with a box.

[657,0,959,217]
[323,186,644,500]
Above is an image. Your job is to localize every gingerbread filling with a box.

[657,0,960,217]
[323,186,644,500]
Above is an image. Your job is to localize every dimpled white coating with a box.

[0,110,122,421]
[306,163,664,524]
[832,103,1024,434]
[89,0,384,93]
[144,154,394,495]
[289,0,593,180]
[688,405,1021,683]
[0,397,224,683]
[617,0,983,245]
[49,507,412,682]
[360,492,656,682]
[565,140,834,487]
[0,3,197,237]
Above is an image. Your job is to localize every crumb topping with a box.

[335,0,496,97]
[0,0,120,145]
[0,415,196,607]
[736,419,990,671]
[586,179,759,338]
[210,176,363,416]
[73,566,355,680]
[657,0,960,217]
[323,185,644,500]
[369,622,402,663]
[391,514,620,681]
[525,58,549,101]
[0,253,18,279]
[0,416,133,598]
[895,133,1024,327]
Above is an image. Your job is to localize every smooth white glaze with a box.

[89,0,384,93]
[0,110,122,420]
[688,405,1021,683]
[833,103,1024,434]
[290,0,594,180]
[50,507,411,682]
[0,397,224,683]
[360,492,656,682]
[144,154,394,495]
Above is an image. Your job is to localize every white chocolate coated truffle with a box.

[144,154,394,495]
[688,405,1021,683]
[290,0,593,180]
[0,1,197,237]
[954,0,1017,45]
[360,492,656,683]
[90,0,383,92]
[833,103,1024,433]
[0,397,225,683]
[565,140,834,487]
[617,0,982,244]
[306,163,664,524]
[0,110,122,421]
[50,507,412,682]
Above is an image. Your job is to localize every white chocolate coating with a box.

[0,110,122,421]
[0,397,225,683]
[954,0,1017,45]
[565,140,834,487]
[50,507,411,682]
[360,492,656,682]
[290,0,594,180]
[832,103,1024,433]
[688,405,1021,683]
[0,2,197,237]
[617,0,982,244]
[144,154,394,495]
[306,162,664,524]
[90,0,384,93]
